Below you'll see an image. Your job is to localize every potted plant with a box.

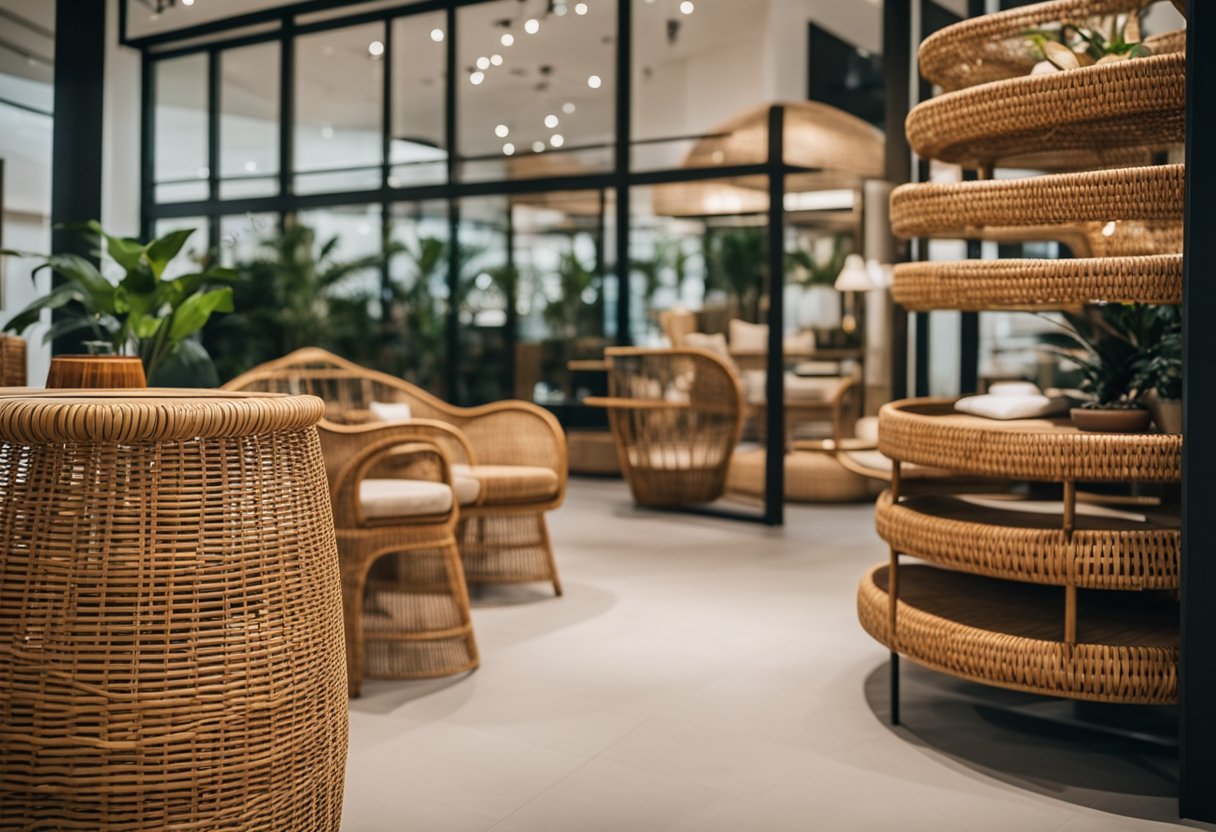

[1026,13,1152,73]
[2,222,235,386]
[1134,306,1182,433]
[1050,304,1157,433]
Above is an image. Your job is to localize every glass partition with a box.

[154,54,209,203]
[391,12,448,188]
[219,42,280,199]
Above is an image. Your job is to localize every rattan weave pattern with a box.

[0,335,25,387]
[0,391,347,831]
[889,164,1185,242]
[877,399,1182,483]
[857,564,1179,704]
[875,491,1180,590]
[906,53,1185,168]
[918,0,1181,91]
[891,254,1182,310]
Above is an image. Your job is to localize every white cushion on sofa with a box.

[360,479,453,518]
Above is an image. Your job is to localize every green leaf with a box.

[168,287,234,343]
[144,228,197,278]
[3,283,91,334]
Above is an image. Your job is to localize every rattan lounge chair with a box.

[587,347,745,507]
[224,348,566,596]
[318,421,478,695]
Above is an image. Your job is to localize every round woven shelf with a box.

[907,53,1185,169]
[857,563,1179,704]
[876,490,1180,590]
[891,254,1182,311]
[878,398,1182,483]
[919,0,1184,91]
[890,165,1184,250]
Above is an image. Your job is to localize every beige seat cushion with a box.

[360,478,454,519]
[452,473,483,506]
[451,464,561,505]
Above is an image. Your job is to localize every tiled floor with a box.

[343,479,1206,831]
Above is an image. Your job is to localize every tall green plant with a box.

[3,222,234,384]
[1049,304,1175,409]
[705,227,765,321]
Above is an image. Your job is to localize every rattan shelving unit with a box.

[859,0,1184,706]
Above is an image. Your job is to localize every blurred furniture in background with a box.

[225,348,567,597]
[588,347,744,507]
[0,335,25,386]
[318,421,478,695]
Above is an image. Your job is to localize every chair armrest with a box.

[319,421,456,528]
[443,400,568,477]
[583,397,691,410]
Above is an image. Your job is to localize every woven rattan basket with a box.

[0,390,348,831]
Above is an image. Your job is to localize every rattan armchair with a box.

[587,347,745,507]
[318,421,478,696]
[224,348,567,596]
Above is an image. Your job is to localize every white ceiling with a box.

[0,0,54,85]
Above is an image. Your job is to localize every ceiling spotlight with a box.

[501,32,515,46]
[244,160,258,173]
[368,40,385,57]
[544,114,559,128]
[587,74,602,89]
[553,1,568,15]
[196,166,209,179]
[549,133,565,148]
[470,71,485,85]
[532,141,546,153]
[680,0,694,13]
[524,18,540,34]
[575,2,588,13]
[503,143,516,156]
[321,125,335,138]
[182,0,195,5]
[430,28,445,42]
[562,102,576,114]
[490,53,504,66]
[495,124,510,138]
[476,56,491,70]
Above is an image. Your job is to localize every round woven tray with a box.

[876,490,1180,589]
[878,399,1182,483]
[891,254,1182,310]
[889,165,1184,249]
[918,0,1184,91]
[907,53,1185,169]
[857,563,1179,704]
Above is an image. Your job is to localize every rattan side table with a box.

[0,390,348,831]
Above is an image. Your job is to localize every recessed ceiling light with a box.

[587,74,602,89]
[388,176,401,187]
[196,166,209,179]
[182,0,195,5]
[470,71,485,85]
[490,53,504,66]
[495,124,510,138]
[575,2,588,14]
[503,143,516,156]
[321,125,335,138]
[244,161,258,173]
[524,18,540,34]
[544,114,559,128]
[680,0,694,13]
[532,141,546,153]
[476,56,490,70]
[501,33,515,46]
[550,134,565,148]
[430,28,445,42]
[554,2,568,15]
[368,40,385,57]
[562,102,576,114]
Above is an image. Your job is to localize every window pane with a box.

[154,54,209,203]
[217,213,278,268]
[455,197,512,405]
[391,12,447,188]
[389,202,450,396]
[458,0,615,181]
[220,42,280,199]
[295,24,385,194]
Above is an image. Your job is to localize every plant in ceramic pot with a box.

[1051,304,1156,433]
[1133,305,1182,434]
[1025,13,1152,75]
[2,222,234,386]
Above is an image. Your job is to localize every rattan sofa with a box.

[224,348,567,596]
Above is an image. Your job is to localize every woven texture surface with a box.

[857,564,1179,704]
[891,254,1182,310]
[876,491,1180,589]
[601,348,745,508]
[225,348,566,596]
[878,399,1182,483]
[0,336,25,387]
[918,0,1183,91]
[890,164,1185,244]
[907,53,1185,168]
[0,391,348,831]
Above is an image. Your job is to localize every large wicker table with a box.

[0,390,348,831]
